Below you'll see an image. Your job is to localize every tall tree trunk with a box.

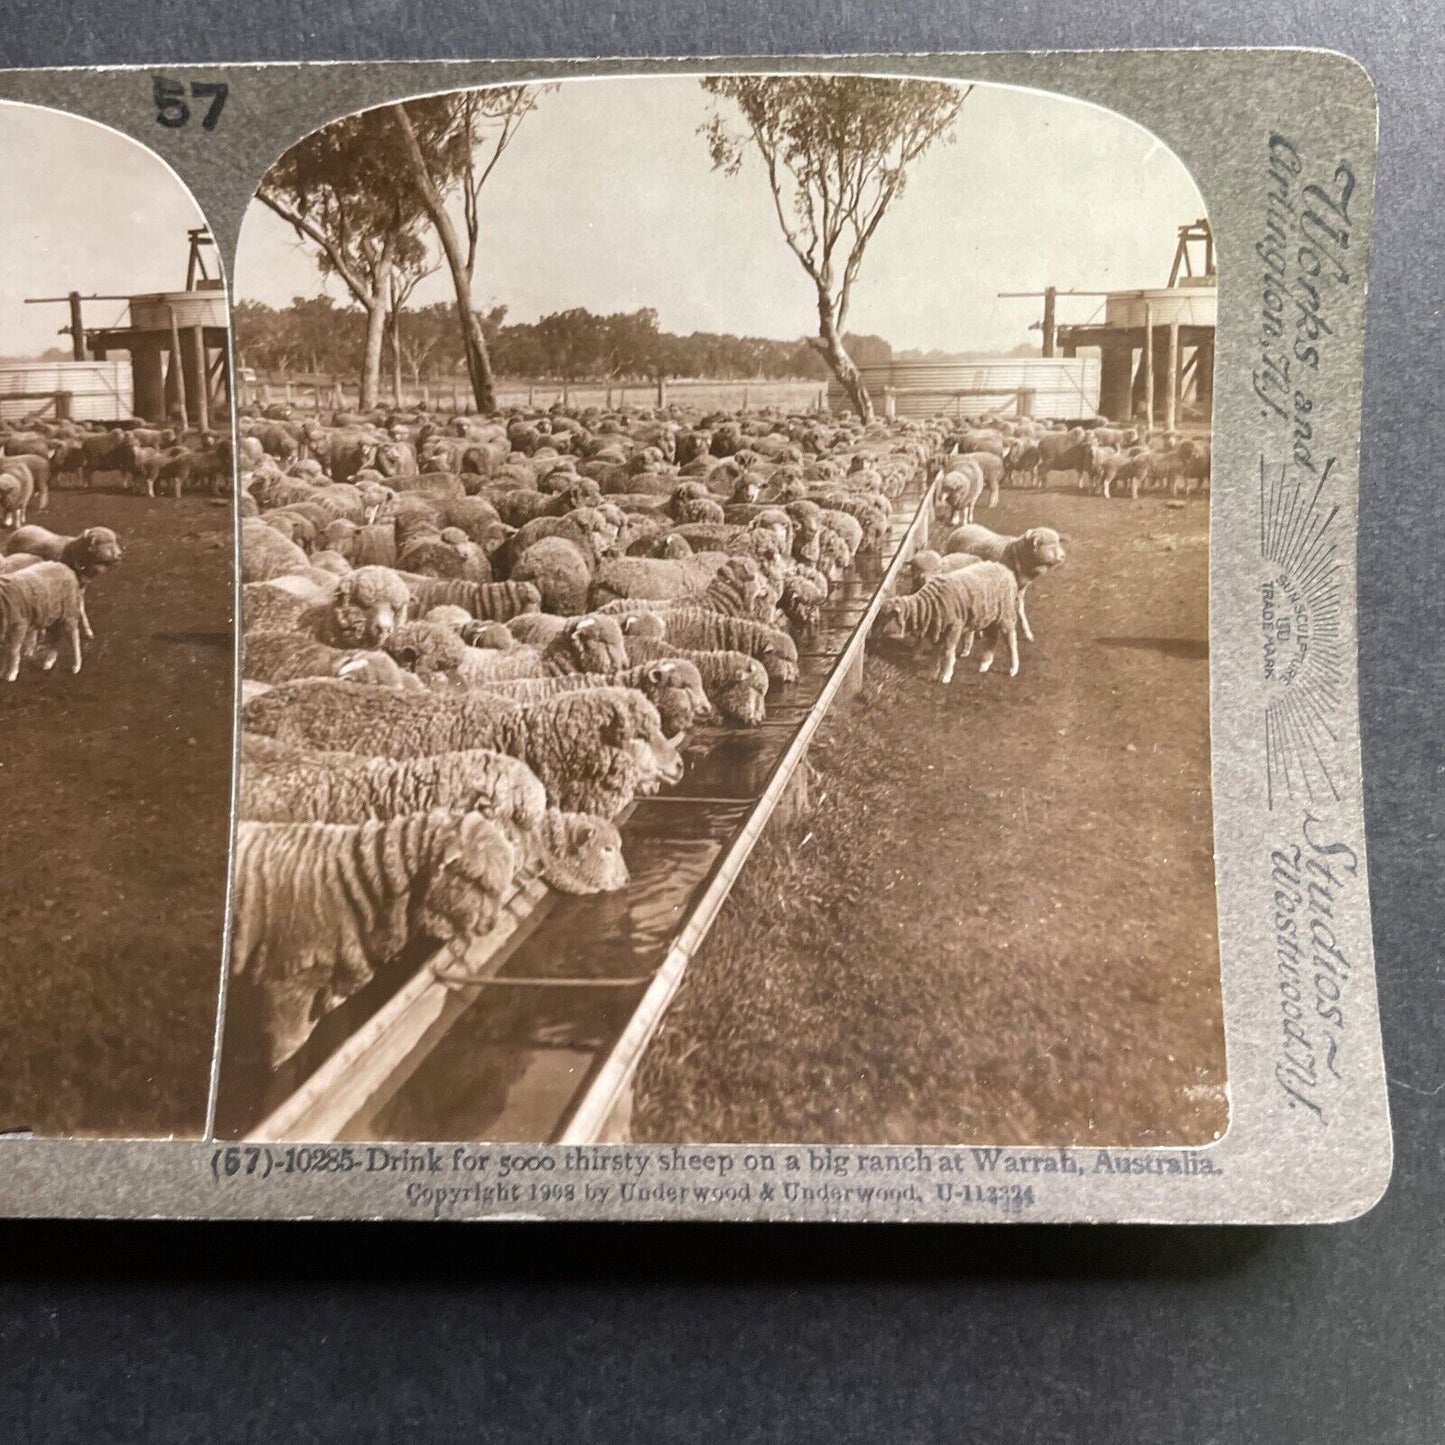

[359,299,386,411]
[815,290,872,421]
[390,105,497,413]
[389,308,404,406]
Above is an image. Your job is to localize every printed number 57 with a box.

[154,77,229,131]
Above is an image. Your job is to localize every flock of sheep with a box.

[0,419,225,682]
[233,402,938,1070]
[876,413,1208,685]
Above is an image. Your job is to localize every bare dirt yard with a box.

[0,488,233,1137]
[634,487,1226,1148]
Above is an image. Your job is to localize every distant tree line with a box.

[234,297,894,388]
[245,75,968,416]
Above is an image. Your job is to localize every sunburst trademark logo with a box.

[1259,458,1345,809]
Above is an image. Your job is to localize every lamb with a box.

[242,516,312,582]
[943,523,1067,643]
[1003,438,1041,488]
[938,454,1002,524]
[873,561,1021,682]
[231,811,518,1066]
[0,561,84,680]
[403,575,542,623]
[241,681,682,817]
[608,607,799,683]
[623,636,769,725]
[1099,445,1152,500]
[243,631,414,688]
[936,460,989,528]
[475,657,714,734]
[238,736,548,843]
[1147,444,1190,496]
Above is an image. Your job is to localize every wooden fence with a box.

[240,373,829,416]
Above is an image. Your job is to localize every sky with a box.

[0,102,208,359]
[238,75,1208,355]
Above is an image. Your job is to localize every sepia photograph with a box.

[0,102,234,1137]
[217,72,1223,1150]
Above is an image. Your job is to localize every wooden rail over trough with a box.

[239,465,940,1146]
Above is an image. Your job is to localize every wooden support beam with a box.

[1042,286,1057,358]
[1143,304,1154,428]
[1166,321,1179,434]
[190,325,210,432]
[167,308,189,428]
[69,292,85,362]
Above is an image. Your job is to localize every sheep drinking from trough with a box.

[873,561,1022,682]
[231,810,519,1067]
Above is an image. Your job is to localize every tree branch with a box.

[256,188,375,308]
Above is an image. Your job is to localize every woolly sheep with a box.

[0,560,83,680]
[231,810,518,1065]
[609,606,798,683]
[241,516,311,582]
[588,550,729,606]
[943,523,1066,643]
[403,575,542,623]
[623,636,769,726]
[243,631,414,688]
[475,657,714,734]
[4,525,124,587]
[508,534,596,615]
[238,736,548,841]
[874,561,1020,682]
[306,565,413,647]
[243,680,682,817]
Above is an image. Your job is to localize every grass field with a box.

[634,487,1227,1148]
[0,488,233,1137]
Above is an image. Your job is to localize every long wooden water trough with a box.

[232,461,941,1146]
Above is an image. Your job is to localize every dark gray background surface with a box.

[0,3,1439,1440]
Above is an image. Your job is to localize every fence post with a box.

[742,385,750,411]
[657,376,666,407]
[284,378,293,408]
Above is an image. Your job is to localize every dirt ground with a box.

[0,487,233,1137]
[634,487,1227,1147]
